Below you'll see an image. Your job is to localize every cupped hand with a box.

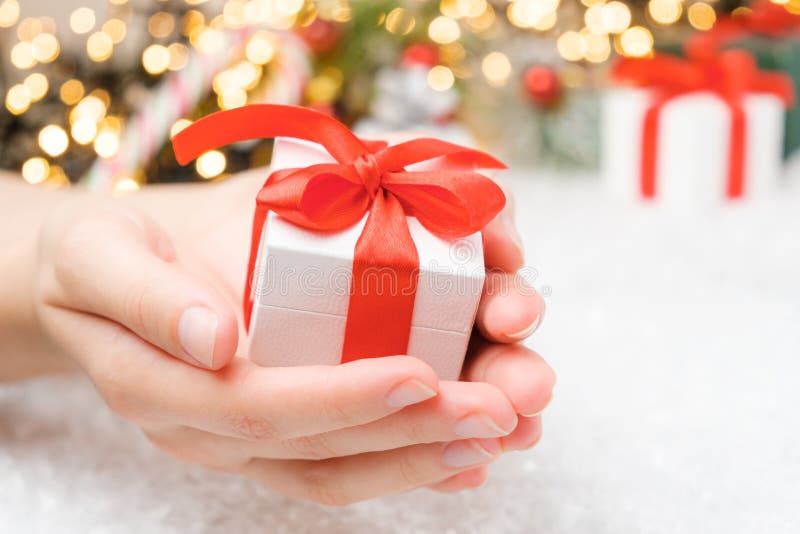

[32,164,554,505]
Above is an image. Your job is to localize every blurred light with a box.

[142,44,170,75]
[39,125,69,157]
[0,0,19,28]
[219,87,247,109]
[103,18,127,44]
[532,11,557,30]
[557,31,584,61]
[688,2,716,30]
[305,73,340,103]
[181,10,205,36]
[385,7,416,35]
[99,115,122,133]
[168,42,189,70]
[17,17,42,41]
[234,61,262,90]
[648,0,683,25]
[22,157,50,185]
[193,28,224,53]
[581,0,603,5]
[90,89,111,108]
[94,129,120,159]
[466,3,495,31]
[170,118,193,139]
[60,80,84,105]
[87,32,113,62]
[223,0,247,28]
[196,150,226,179]
[274,0,304,17]
[601,2,632,33]
[583,33,611,62]
[71,118,97,145]
[620,26,653,57]
[32,33,59,63]
[508,0,560,29]
[70,7,96,35]
[584,4,606,33]
[24,73,48,102]
[429,16,461,44]
[246,31,276,65]
[71,95,106,123]
[6,84,31,115]
[427,65,455,91]
[11,41,36,69]
[456,0,488,17]
[440,42,466,64]
[112,176,140,195]
[481,51,512,87]
[149,11,175,38]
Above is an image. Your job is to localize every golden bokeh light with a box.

[620,26,654,57]
[39,125,69,157]
[11,41,36,70]
[71,118,98,145]
[71,95,106,124]
[87,31,114,62]
[60,79,84,105]
[94,129,120,159]
[274,0,304,17]
[70,7,96,35]
[24,73,48,102]
[481,51,512,87]
[22,157,50,185]
[583,33,611,62]
[168,42,189,70]
[6,84,31,115]
[0,0,20,28]
[196,150,226,179]
[648,0,683,25]
[601,1,632,33]
[557,31,584,61]
[193,27,224,53]
[385,7,416,35]
[219,87,248,109]
[305,73,340,103]
[688,2,716,30]
[584,4,606,33]
[508,0,560,29]
[427,65,455,91]
[142,44,170,75]
[112,176,140,195]
[148,11,175,38]
[246,31,276,65]
[103,18,127,44]
[170,119,193,139]
[32,32,59,63]
[532,11,557,31]
[429,16,461,44]
[17,17,42,41]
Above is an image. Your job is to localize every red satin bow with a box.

[686,0,800,60]
[173,104,506,361]
[612,51,794,198]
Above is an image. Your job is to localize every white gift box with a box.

[247,138,486,380]
[601,88,786,209]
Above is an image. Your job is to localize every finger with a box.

[499,414,543,451]
[476,271,545,343]
[156,380,517,461]
[482,183,524,273]
[241,438,502,506]
[39,308,440,439]
[47,208,238,369]
[427,466,489,493]
[466,343,556,417]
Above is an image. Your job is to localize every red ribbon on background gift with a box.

[173,104,506,362]
[685,0,800,60]
[612,51,794,198]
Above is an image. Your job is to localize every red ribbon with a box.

[173,104,506,362]
[686,0,800,60]
[612,51,794,198]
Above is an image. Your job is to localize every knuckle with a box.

[220,407,280,441]
[396,453,429,487]
[399,418,429,445]
[301,469,351,507]
[225,367,283,441]
[282,433,337,460]
[319,368,361,428]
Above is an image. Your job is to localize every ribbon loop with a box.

[353,152,383,198]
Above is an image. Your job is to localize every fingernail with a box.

[178,307,218,368]
[442,440,497,468]
[506,314,541,340]
[521,392,553,418]
[454,413,511,438]
[386,379,437,408]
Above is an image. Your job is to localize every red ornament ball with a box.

[523,65,562,107]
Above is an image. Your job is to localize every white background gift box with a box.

[247,138,486,380]
[601,88,786,208]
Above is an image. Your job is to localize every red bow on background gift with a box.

[173,104,506,361]
[686,0,800,60]
[612,50,795,198]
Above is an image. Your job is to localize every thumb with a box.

[45,206,239,370]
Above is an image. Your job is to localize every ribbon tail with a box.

[244,199,269,332]
[341,192,419,362]
[726,103,747,199]
[641,101,664,199]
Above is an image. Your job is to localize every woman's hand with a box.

[26,165,554,505]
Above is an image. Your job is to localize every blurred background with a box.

[2,1,800,533]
